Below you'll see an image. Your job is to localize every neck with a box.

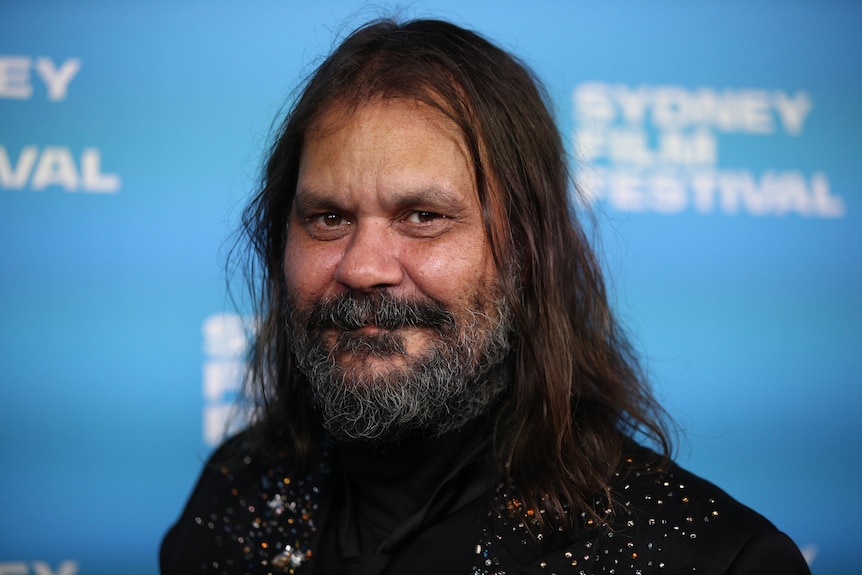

[335,419,491,550]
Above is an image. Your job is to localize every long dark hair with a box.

[235,18,673,532]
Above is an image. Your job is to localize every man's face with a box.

[283,97,513,443]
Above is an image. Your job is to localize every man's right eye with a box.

[303,212,352,239]
[308,212,348,227]
[319,212,344,226]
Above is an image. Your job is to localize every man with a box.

[161,18,810,574]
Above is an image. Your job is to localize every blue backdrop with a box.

[2,1,859,574]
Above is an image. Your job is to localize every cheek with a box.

[404,238,496,303]
[283,235,340,302]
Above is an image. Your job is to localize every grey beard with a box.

[286,291,513,444]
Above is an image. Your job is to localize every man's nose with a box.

[334,222,403,291]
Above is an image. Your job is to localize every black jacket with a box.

[161,435,809,575]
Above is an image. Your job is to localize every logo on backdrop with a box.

[573,83,845,218]
[0,561,78,575]
[0,55,120,194]
[202,313,249,447]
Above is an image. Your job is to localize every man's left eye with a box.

[405,211,443,223]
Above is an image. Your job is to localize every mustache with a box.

[305,291,455,331]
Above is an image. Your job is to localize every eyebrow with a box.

[293,183,470,214]
[292,187,338,216]
[387,184,466,210]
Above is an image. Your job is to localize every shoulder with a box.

[160,432,331,574]
[595,449,810,574]
[479,448,810,575]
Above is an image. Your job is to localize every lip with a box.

[354,325,386,335]
[325,325,391,335]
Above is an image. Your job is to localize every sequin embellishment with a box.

[192,451,329,574]
[471,459,726,574]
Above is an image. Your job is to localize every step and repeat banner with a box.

[2,1,859,574]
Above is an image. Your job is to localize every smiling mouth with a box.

[332,324,425,334]
[323,324,390,338]
[327,326,409,358]
[353,325,387,334]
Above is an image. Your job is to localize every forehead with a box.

[303,97,468,154]
[296,98,477,201]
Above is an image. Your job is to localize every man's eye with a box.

[314,212,346,227]
[406,211,443,223]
